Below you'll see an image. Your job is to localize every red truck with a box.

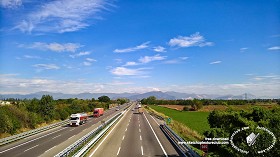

[93,108,104,117]
[69,113,88,126]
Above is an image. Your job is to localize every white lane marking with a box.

[141,145,144,155]
[125,128,127,132]
[89,111,128,157]
[45,145,56,152]
[143,113,168,157]
[122,135,125,140]
[139,124,140,127]
[117,147,121,156]
[70,128,75,131]
[52,134,61,139]
[139,128,141,133]
[0,127,66,154]
[68,135,75,139]
[140,135,142,141]
[150,114,160,126]
[24,144,38,152]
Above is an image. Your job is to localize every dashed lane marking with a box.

[117,147,121,156]
[52,134,61,139]
[24,144,38,152]
[0,127,66,154]
[45,145,56,153]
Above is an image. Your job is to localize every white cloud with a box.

[23,55,41,59]
[163,60,180,64]
[114,42,150,53]
[110,67,145,76]
[1,0,22,9]
[0,74,279,97]
[86,58,97,62]
[29,42,82,52]
[168,32,213,48]
[163,57,188,64]
[153,46,166,52]
[70,51,91,58]
[268,46,280,50]
[123,61,139,66]
[14,0,113,33]
[138,54,166,64]
[210,61,222,64]
[180,57,189,60]
[240,47,248,52]
[33,64,60,70]
[83,62,92,66]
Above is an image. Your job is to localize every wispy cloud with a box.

[123,61,139,66]
[23,55,41,59]
[110,67,146,76]
[33,64,60,70]
[83,62,92,66]
[86,58,97,62]
[27,42,82,52]
[210,61,222,64]
[268,46,280,50]
[114,42,150,53]
[13,0,113,33]
[168,32,213,48]
[1,0,22,9]
[240,47,248,52]
[163,57,189,64]
[83,57,97,66]
[153,46,166,52]
[138,54,166,64]
[70,51,91,58]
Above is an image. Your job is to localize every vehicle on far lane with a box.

[93,108,104,117]
[69,113,88,126]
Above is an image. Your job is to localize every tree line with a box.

[0,95,129,135]
[141,96,280,111]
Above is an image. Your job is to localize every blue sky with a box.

[0,0,279,97]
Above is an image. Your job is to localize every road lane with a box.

[0,105,128,157]
[89,106,180,157]
[88,107,133,157]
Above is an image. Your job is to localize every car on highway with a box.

[116,108,120,111]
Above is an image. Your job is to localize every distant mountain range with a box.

[0,91,260,100]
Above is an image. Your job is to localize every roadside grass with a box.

[149,105,210,135]
[145,106,205,156]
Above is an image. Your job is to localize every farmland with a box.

[149,105,210,135]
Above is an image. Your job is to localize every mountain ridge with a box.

[0,91,263,100]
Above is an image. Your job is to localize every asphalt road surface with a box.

[0,105,128,157]
[88,107,180,157]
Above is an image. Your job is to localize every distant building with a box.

[0,100,11,105]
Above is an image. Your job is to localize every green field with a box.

[150,105,210,134]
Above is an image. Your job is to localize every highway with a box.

[0,104,181,157]
[88,106,180,157]
[0,105,128,157]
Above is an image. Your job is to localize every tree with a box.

[39,95,55,121]
[98,95,110,103]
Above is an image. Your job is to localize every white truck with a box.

[69,113,88,126]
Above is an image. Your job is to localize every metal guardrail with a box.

[54,111,124,157]
[160,124,200,157]
[0,120,69,146]
[149,112,164,120]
